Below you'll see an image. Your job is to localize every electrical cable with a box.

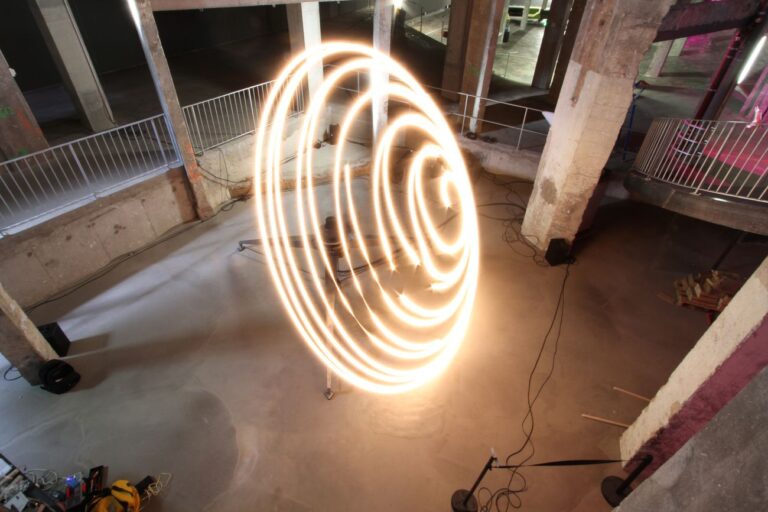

[478,262,571,512]
[3,365,22,381]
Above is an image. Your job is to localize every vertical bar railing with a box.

[0,113,178,234]
[632,117,768,204]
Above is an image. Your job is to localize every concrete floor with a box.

[4,174,765,510]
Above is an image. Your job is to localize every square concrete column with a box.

[28,0,115,133]
[126,0,214,220]
[521,0,675,250]
[459,0,506,133]
[531,0,573,90]
[0,50,48,161]
[441,0,472,100]
[287,2,322,101]
[644,40,673,78]
[0,281,57,385]
[372,0,394,141]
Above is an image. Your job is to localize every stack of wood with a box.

[673,270,743,312]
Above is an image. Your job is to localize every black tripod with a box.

[238,215,388,400]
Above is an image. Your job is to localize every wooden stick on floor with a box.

[612,386,652,403]
[581,413,630,429]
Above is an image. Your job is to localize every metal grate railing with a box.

[182,80,305,153]
[633,118,768,203]
[0,73,549,236]
[0,114,178,235]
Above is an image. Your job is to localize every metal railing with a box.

[327,65,550,151]
[0,114,178,235]
[182,80,305,153]
[633,118,768,204]
[0,72,550,235]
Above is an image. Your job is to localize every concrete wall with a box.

[620,256,768,472]
[0,168,196,308]
[615,366,768,511]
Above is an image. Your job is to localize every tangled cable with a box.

[254,42,480,394]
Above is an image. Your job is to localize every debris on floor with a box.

[661,270,745,313]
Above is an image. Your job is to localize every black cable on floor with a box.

[478,263,571,512]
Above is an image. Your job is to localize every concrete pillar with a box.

[548,0,586,102]
[620,257,768,479]
[28,0,115,132]
[459,0,506,133]
[0,50,48,161]
[497,0,509,43]
[126,0,214,220]
[441,0,472,100]
[645,40,673,78]
[0,281,57,385]
[521,0,675,250]
[669,37,686,57]
[531,0,573,90]
[287,2,322,100]
[372,0,393,141]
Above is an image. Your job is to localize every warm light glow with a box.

[393,0,404,10]
[253,42,480,394]
[738,35,767,85]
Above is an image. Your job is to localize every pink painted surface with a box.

[702,131,768,174]
[626,312,768,480]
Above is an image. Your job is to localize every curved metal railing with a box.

[632,117,768,204]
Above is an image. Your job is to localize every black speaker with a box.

[545,238,573,266]
[37,322,70,357]
[38,360,80,395]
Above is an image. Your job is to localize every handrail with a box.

[632,117,768,204]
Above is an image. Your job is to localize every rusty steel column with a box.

[125,0,214,220]
[0,49,48,161]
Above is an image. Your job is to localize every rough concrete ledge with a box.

[625,171,768,236]
[620,257,768,477]
[0,168,196,308]
[458,137,540,181]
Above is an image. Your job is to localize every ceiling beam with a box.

[151,0,344,10]
[655,0,763,42]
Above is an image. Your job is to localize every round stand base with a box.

[451,490,478,512]
[601,476,630,507]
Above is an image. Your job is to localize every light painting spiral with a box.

[254,42,480,394]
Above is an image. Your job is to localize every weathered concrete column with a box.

[620,257,768,479]
[0,281,56,385]
[28,0,115,132]
[441,0,472,100]
[372,0,393,141]
[459,0,505,133]
[645,40,673,78]
[0,50,48,161]
[497,0,509,43]
[521,0,675,250]
[287,2,322,99]
[126,0,214,220]
[531,0,573,90]
[669,37,686,56]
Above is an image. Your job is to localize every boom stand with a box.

[237,215,359,400]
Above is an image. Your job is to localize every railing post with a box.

[150,117,168,166]
[68,144,92,192]
[517,107,528,150]
[460,93,468,135]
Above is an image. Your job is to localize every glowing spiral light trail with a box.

[254,42,480,394]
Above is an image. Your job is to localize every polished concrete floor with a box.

[4,174,765,511]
